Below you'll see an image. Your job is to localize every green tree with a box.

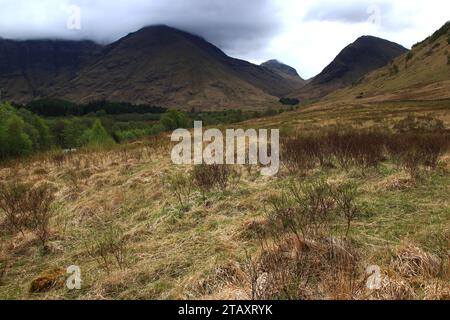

[0,103,32,158]
[81,120,115,148]
[63,119,90,148]
[17,109,52,151]
[160,110,190,130]
[3,115,32,157]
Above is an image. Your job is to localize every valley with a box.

[0,19,449,301]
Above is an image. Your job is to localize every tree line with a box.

[14,99,167,117]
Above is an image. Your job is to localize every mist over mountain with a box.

[0,26,305,110]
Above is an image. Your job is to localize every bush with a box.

[191,164,241,196]
[0,103,56,159]
[25,184,56,248]
[0,182,33,234]
[282,129,387,172]
[386,133,449,178]
[81,120,115,148]
[255,178,363,299]
[163,172,193,208]
[161,110,190,130]
[282,136,323,173]
[0,111,33,159]
[87,225,128,272]
[330,182,360,237]
[279,98,300,106]
[266,179,336,241]
[0,182,55,249]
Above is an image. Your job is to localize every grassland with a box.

[0,98,449,300]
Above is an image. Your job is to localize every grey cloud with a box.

[304,1,389,23]
[0,0,282,55]
[304,0,411,30]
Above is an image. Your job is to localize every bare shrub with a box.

[326,131,356,169]
[245,177,367,300]
[386,133,449,178]
[0,182,55,248]
[0,182,32,235]
[163,172,193,208]
[282,136,323,173]
[87,225,128,272]
[191,164,241,195]
[331,182,360,237]
[244,235,361,300]
[266,179,336,242]
[25,184,56,248]
[326,130,386,169]
[282,129,388,173]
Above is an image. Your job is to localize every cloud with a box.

[304,0,389,23]
[0,0,282,53]
[303,0,413,31]
[0,0,448,79]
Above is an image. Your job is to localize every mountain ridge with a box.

[290,35,408,102]
[0,26,303,110]
[261,59,306,87]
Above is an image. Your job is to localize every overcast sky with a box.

[0,0,448,79]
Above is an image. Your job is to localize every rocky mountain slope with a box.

[0,26,303,110]
[291,36,408,102]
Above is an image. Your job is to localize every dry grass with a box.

[0,107,449,300]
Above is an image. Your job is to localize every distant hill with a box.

[291,36,408,102]
[0,26,303,110]
[329,21,450,102]
[0,39,102,102]
[261,59,306,86]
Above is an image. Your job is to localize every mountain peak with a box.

[261,59,304,84]
[290,35,408,101]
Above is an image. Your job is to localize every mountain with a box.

[0,39,102,101]
[261,59,306,86]
[0,26,303,110]
[328,21,450,102]
[291,36,408,102]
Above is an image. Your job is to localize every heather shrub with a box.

[191,164,241,195]
[163,172,193,208]
[87,225,128,272]
[386,133,449,178]
[0,182,55,249]
[282,135,324,173]
[250,178,363,300]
